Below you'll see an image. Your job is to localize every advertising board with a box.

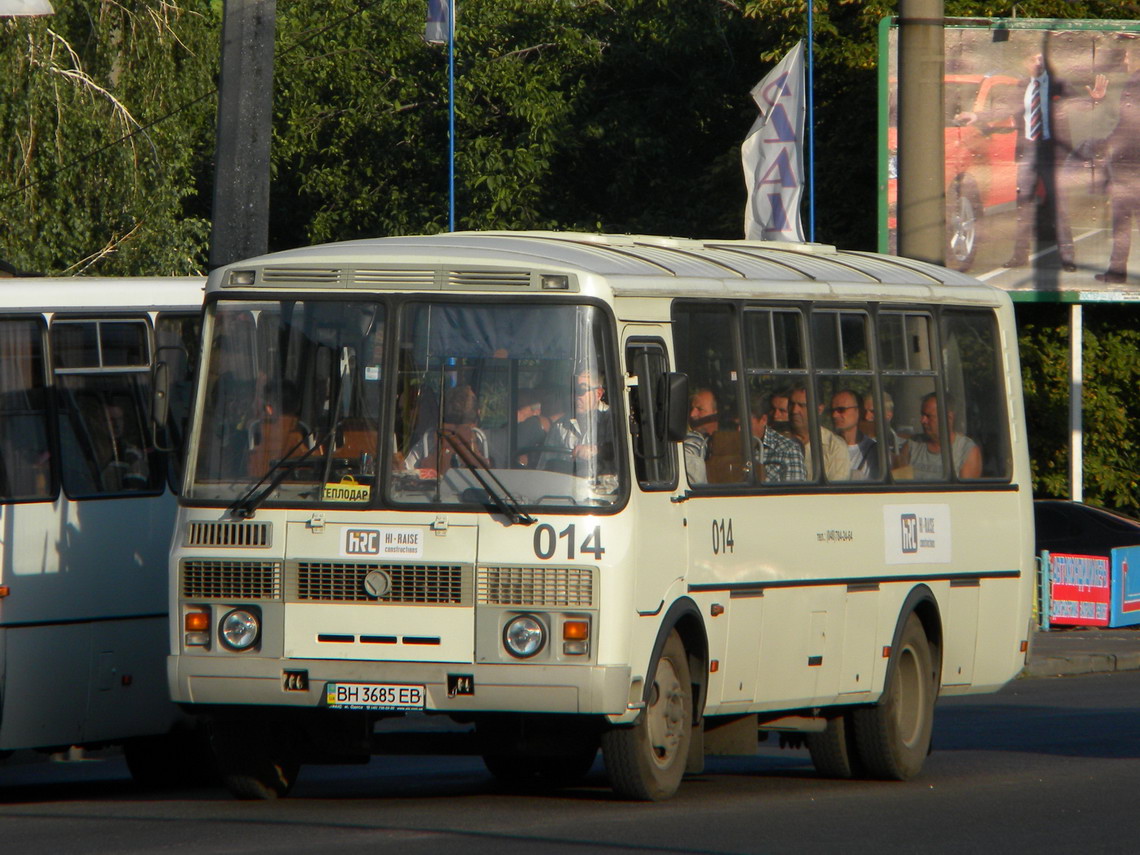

[880,18,1140,301]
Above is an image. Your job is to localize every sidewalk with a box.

[1024,626,1140,678]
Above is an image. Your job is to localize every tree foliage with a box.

[1,0,1137,508]
[0,1,217,275]
[1020,305,1140,515]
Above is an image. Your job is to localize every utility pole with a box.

[896,0,945,265]
[209,0,276,269]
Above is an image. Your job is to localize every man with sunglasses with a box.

[539,368,615,477]
[831,388,879,480]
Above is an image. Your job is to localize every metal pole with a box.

[806,2,815,242]
[1070,304,1083,503]
[209,0,276,269]
[448,1,456,232]
[896,0,944,265]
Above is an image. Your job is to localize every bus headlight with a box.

[219,609,260,651]
[503,615,545,658]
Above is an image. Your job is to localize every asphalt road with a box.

[3,671,1139,854]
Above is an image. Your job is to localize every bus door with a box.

[623,334,686,616]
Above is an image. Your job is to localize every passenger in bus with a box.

[102,401,149,489]
[906,393,982,480]
[748,391,807,483]
[539,368,615,476]
[831,389,880,480]
[683,387,718,484]
[769,388,792,435]
[788,383,848,481]
[405,383,490,472]
[865,390,909,472]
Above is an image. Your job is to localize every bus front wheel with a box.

[851,613,936,780]
[601,630,692,801]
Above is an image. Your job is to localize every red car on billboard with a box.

[887,73,1021,271]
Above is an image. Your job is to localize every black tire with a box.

[851,613,937,780]
[208,719,300,800]
[946,178,982,271]
[601,630,692,801]
[805,712,864,779]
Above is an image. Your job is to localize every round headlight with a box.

[220,609,260,650]
[503,615,545,658]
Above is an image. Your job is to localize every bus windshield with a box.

[188,298,622,511]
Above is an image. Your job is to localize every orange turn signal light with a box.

[185,611,210,632]
[563,620,589,641]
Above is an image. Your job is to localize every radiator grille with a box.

[295,562,466,604]
[181,560,282,600]
[477,566,594,608]
[185,520,271,548]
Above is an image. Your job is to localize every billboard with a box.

[880,18,1140,300]
[1047,551,1111,627]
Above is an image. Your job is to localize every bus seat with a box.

[706,429,746,484]
[247,414,305,474]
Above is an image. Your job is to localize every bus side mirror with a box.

[665,372,689,442]
[150,359,172,451]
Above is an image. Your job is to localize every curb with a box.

[1023,651,1140,678]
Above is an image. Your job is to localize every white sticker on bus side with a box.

[883,504,951,564]
[340,527,425,559]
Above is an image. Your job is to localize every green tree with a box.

[0,1,218,276]
[1019,304,1140,515]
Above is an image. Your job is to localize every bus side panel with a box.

[0,495,179,751]
[1,618,176,750]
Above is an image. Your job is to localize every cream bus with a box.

[0,277,203,782]
[166,233,1034,800]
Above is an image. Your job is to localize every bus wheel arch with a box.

[602,598,707,800]
[851,586,942,780]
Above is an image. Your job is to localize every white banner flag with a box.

[424,0,450,45]
[741,41,806,242]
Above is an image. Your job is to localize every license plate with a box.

[325,682,426,710]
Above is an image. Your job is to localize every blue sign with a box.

[1109,546,1140,627]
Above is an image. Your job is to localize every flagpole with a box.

[806,2,815,242]
[447,0,456,232]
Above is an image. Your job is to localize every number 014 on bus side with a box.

[325,682,426,709]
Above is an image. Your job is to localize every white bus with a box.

[167,233,1034,800]
[0,276,204,781]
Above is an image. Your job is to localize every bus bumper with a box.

[168,654,633,716]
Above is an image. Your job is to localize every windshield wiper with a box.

[228,424,333,519]
[440,428,536,526]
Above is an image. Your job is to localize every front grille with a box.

[295,562,467,604]
[181,560,282,600]
[185,520,271,548]
[477,566,594,607]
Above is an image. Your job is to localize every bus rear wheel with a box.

[601,630,692,801]
[805,712,864,779]
[851,613,936,780]
[208,719,300,800]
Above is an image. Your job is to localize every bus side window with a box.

[0,317,54,501]
[672,302,747,488]
[626,340,677,490]
[941,309,1010,480]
